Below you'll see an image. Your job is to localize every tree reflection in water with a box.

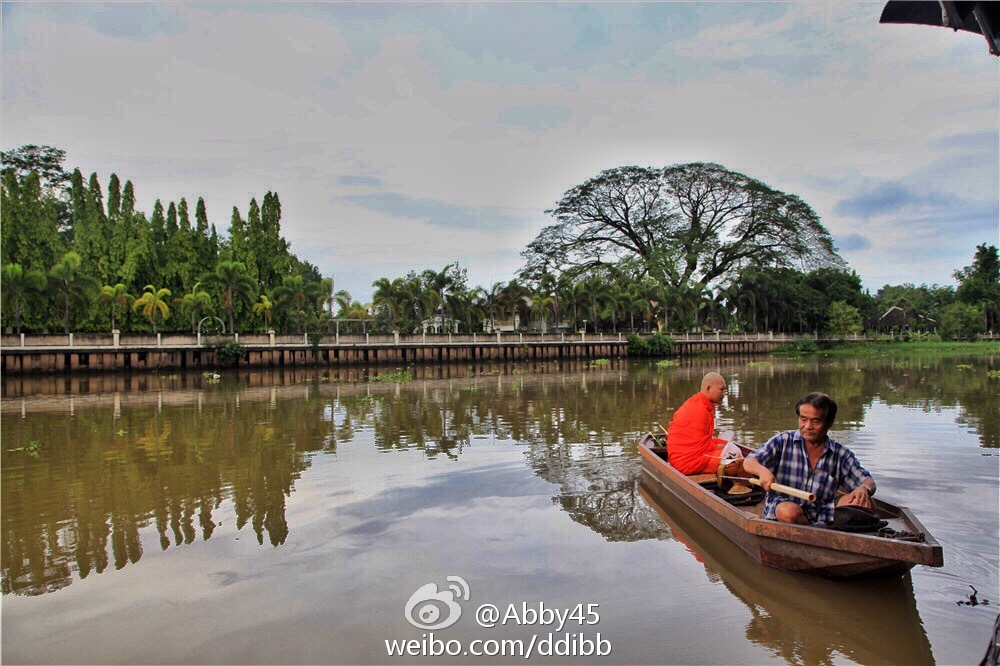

[2,352,995,597]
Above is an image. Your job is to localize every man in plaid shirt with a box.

[743,392,876,524]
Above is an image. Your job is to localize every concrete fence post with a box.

[269,330,275,347]
[394,331,400,345]
[113,330,120,348]
[20,332,25,347]
[69,333,74,347]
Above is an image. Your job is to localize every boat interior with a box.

[644,442,918,533]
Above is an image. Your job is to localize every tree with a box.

[521,163,842,296]
[252,294,275,330]
[96,283,134,332]
[272,275,324,333]
[955,243,1000,332]
[202,261,256,334]
[826,301,863,336]
[174,282,213,333]
[372,277,407,332]
[133,285,172,333]
[48,251,97,333]
[0,145,70,192]
[1,169,65,270]
[939,302,984,341]
[529,292,555,331]
[1,263,47,334]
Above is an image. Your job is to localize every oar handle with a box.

[768,481,817,502]
[720,476,817,502]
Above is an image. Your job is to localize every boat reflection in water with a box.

[639,474,935,665]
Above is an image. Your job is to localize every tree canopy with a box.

[521,162,843,292]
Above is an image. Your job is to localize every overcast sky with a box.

[3,2,997,302]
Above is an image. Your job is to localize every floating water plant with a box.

[371,369,412,382]
[8,440,42,456]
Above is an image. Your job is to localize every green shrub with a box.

[796,338,818,353]
[628,332,675,357]
[627,333,648,355]
[213,341,248,366]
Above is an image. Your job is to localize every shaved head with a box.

[701,372,727,405]
[701,372,724,390]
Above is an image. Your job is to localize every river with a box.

[2,354,997,664]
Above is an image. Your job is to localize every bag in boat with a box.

[826,505,888,532]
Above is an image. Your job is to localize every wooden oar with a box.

[718,474,817,502]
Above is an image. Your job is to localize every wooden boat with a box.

[638,432,943,580]
[637,477,935,664]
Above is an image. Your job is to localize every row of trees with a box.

[358,248,995,340]
[2,146,996,339]
[1,145,335,335]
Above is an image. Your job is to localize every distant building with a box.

[420,314,459,334]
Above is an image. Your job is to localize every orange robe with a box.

[666,392,727,475]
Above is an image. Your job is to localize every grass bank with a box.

[771,340,1000,359]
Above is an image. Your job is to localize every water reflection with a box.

[638,475,935,664]
[2,354,996,600]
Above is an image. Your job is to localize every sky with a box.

[3,1,997,302]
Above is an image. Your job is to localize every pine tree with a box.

[1,170,21,266]
[163,201,183,293]
[11,171,64,273]
[121,180,135,217]
[107,174,121,221]
[244,197,262,285]
[194,197,216,279]
[258,191,290,287]
[226,205,252,270]
[112,180,137,284]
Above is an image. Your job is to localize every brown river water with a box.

[2,355,997,665]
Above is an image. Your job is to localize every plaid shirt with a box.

[748,430,871,524]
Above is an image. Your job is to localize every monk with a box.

[666,372,730,475]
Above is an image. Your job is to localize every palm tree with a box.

[624,282,648,332]
[202,261,256,334]
[252,294,274,330]
[97,283,134,332]
[132,285,171,333]
[421,263,461,321]
[333,288,353,317]
[48,252,97,334]
[174,282,212,333]
[498,280,528,329]
[482,281,506,331]
[582,276,612,332]
[1,263,47,335]
[530,292,555,332]
[272,274,324,333]
[316,277,334,317]
[372,277,407,332]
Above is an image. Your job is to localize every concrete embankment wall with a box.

[0,333,788,375]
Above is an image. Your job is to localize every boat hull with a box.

[638,433,942,581]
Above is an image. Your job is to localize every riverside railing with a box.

[0,330,882,350]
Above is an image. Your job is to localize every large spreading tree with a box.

[520,162,844,292]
